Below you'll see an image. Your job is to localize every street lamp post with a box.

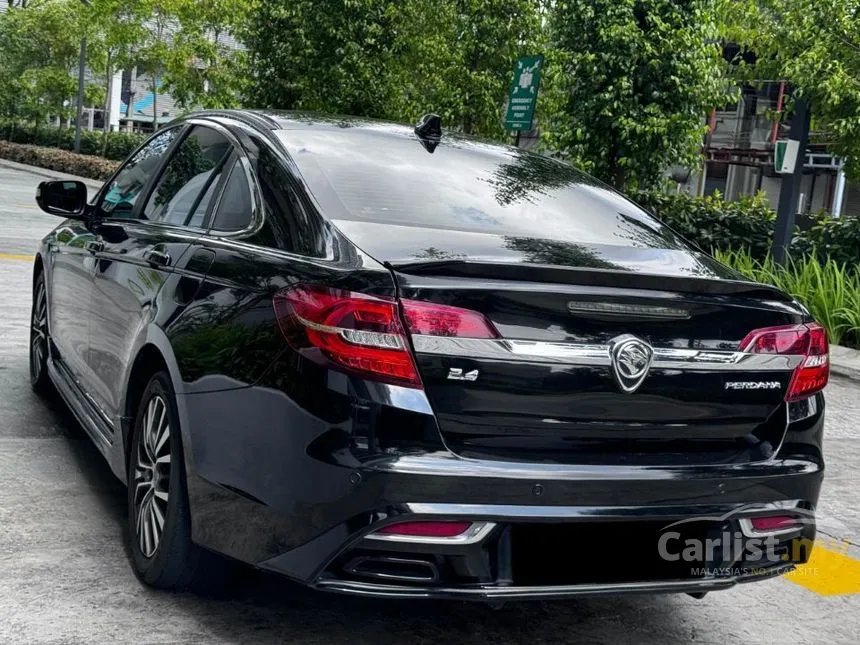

[73,0,92,154]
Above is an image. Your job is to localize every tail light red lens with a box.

[750,515,800,532]
[401,299,499,338]
[273,285,499,387]
[739,322,829,402]
[273,285,421,387]
[378,521,472,537]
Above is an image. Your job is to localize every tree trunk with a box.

[102,51,113,157]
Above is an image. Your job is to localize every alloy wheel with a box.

[132,394,172,558]
[30,278,48,382]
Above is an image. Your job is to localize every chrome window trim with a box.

[410,336,806,371]
[182,117,264,239]
[364,521,497,545]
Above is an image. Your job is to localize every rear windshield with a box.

[276,128,687,250]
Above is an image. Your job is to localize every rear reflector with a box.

[273,285,500,388]
[739,322,829,402]
[378,521,472,537]
[750,515,800,532]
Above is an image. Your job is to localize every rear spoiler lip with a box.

[390,259,794,302]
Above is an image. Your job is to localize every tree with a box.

[541,0,727,190]
[139,0,251,112]
[242,0,541,139]
[394,0,542,137]
[243,0,405,117]
[0,0,101,126]
[719,0,860,181]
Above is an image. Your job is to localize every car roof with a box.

[187,109,517,163]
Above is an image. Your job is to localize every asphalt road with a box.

[1,161,859,644]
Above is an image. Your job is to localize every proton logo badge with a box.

[608,334,653,394]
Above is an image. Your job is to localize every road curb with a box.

[830,345,860,381]
[0,157,103,192]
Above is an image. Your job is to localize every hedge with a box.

[0,119,146,161]
[0,141,120,180]
[634,189,860,269]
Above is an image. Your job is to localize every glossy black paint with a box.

[31,110,824,599]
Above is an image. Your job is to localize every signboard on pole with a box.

[775,139,800,174]
[504,55,543,132]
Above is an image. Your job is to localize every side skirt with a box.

[47,355,115,458]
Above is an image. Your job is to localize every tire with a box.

[127,371,230,592]
[30,271,53,395]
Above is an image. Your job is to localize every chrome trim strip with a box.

[411,336,805,371]
[315,565,793,599]
[364,521,497,545]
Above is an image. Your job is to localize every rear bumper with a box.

[313,563,793,601]
[180,385,824,599]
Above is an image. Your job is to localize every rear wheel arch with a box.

[123,345,171,475]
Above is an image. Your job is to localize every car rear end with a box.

[228,121,827,599]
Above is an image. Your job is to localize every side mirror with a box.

[36,180,88,218]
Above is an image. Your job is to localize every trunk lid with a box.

[390,258,802,467]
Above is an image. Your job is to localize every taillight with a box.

[272,285,499,387]
[273,285,420,387]
[401,299,499,338]
[739,322,829,402]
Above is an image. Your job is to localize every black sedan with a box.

[29,110,826,600]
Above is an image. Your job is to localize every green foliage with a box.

[716,248,860,348]
[243,0,406,118]
[634,190,781,258]
[719,0,860,182]
[541,0,728,190]
[793,211,860,269]
[0,118,145,160]
[0,140,120,180]
[637,189,860,269]
[243,0,541,138]
[394,0,542,137]
[0,0,249,126]
[0,0,100,122]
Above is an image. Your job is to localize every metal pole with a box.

[832,162,847,218]
[514,130,521,147]
[74,38,86,153]
[771,98,811,264]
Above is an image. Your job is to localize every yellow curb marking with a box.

[0,253,33,262]
[785,541,860,596]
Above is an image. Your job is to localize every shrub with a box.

[103,131,146,160]
[715,248,860,348]
[0,141,119,180]
[796,213,860,269]
[0,118,145,161]
[633,189,782,259]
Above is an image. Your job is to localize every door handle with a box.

[85,239,105,253]
[144,249,172,267]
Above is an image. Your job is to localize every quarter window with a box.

[144,126,233,228]
[209,158,253,232]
